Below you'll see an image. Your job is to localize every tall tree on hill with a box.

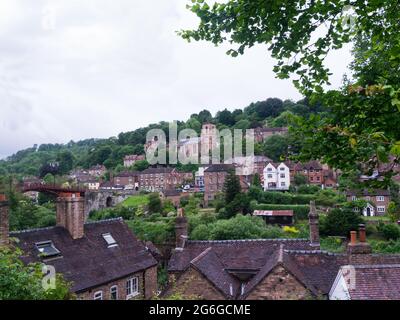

[223,170,241,204]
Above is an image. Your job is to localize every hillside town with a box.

[1,0,399,307]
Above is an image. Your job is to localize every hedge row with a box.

[260,192,316,205]
[254,204,310,220]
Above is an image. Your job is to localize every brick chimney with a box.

[56,192,85,240]
[347,224,372,255]
[0,194,9,246]
[175,208,188,250]
[308,201,320,247]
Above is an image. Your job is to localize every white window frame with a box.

[126,277,139,299]
[110,285,118,300]
[377,206,386,213]
[94,291,103,300]
[376,196,385,202]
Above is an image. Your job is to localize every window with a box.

[351,196,357,201]
[280,174,285,178]
[35,241,61,258]
[126,277,139,299]
[377,196,385,202]
[268,174,273,178]
[102,233,118,248]
[280,167,285,171]
[281,182,286,187]
[377,206,386,213]
[110,286,118,300]
[267,168,272,172]
[94,291,103,300]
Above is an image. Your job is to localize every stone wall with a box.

[246,265,311,300]
[167,268,225,300]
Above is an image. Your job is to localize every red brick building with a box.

[287,161,338,187]
[114,171,139,190]
[0,194,158,300]
[346,189,391,216]
[139,167,193,192]
[203,164,235,205]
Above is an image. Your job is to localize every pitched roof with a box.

[140,167,174,174]
[345,189,390,197]
[11,218,157,293]
[346,265,400,300]
[204,164,235,173]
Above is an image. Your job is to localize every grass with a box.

[364,216,390,222]
[121,195,149,208]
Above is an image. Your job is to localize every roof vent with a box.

[35,241,61,258]
[102,233,118,248]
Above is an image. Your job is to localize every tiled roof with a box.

[204,164,235,173]
[346,189,391,196]
[347,265,400,300]
[11,218,157,293]
[141,167,174,174]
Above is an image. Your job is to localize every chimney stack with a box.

[0,194,9,246]
[308,201,320,248]
[56,192,85,240]
[175,208,188,250]
[347,224,372,255]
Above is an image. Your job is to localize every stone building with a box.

[139,167,193,192]
[0,193,158,300]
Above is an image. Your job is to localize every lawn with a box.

[122,195,149,208]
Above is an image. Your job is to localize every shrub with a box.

[378,223,400,241]
[320,208,364,237]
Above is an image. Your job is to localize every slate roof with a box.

[11,218,158,293]
[140,167,175,174]
[204,164,235,173]
[347,265,400,300]
[168,237,400,299]
[345,189,391,197]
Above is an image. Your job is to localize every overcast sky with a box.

[0,0,353,159]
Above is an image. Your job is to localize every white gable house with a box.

[263,162,290,191]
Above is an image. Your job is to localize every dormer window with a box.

[35,241,61,258]
[102,233,118,248]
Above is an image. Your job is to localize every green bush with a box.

[378,223,400,240]
[320,208,364,237]
[254,204,310,220]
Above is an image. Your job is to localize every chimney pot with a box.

[350,231,357,245]
[359,224,367,243]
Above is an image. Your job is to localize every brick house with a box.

[139,167,193,192]
[114,171,139,190]
[287,161,337,187]
[254,127,288,143]
[88,165,107,177]
[165,204,400,300]
[203,164,235,205]
[346,189,391,216]
[0,194,158,300]
[160,190,183,208]
[124,155,145,168]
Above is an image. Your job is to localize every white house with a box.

[263,162,290,191]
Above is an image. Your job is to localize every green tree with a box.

[148,193,162,214]
[320,207,364,237]
[223,170,241,203]
[181,0,400,185]
[56,150,74,175]
[251,173,262,188]
[0,247,72,300]
[263,135,289,162]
